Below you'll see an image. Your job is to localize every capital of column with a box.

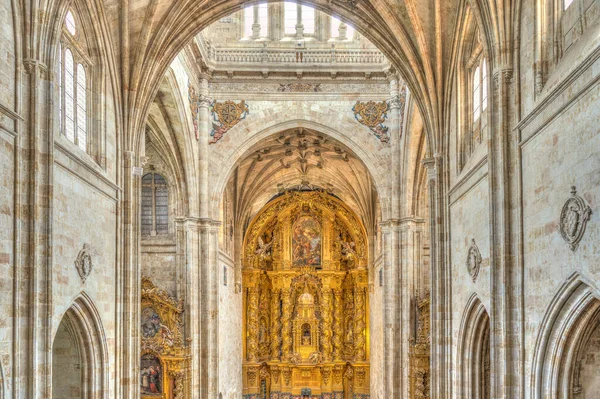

[421,155,441,181]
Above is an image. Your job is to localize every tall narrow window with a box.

[65,10,76,35]
[58,10,90,154]
[302,6,315,35]
[258,4,268,36]
[141,173,169,236]
[76,64,87,151]
[481,59,488,112]
[64,49,75,142]
[284,2,297,35]
[473,66,481,122]
[244,6,254,38]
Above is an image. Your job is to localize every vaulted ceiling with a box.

[227,127,378,229]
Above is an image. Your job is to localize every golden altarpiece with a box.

[242,191,370,399]
[141,277,190,399]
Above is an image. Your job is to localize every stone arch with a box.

[126,0,441,158]
[531,273,600,399]
[457,294,491,399]
[208,115,391,220]
[51,292,109,399]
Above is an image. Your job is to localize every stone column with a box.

[252,6,260,39]
[197,74,211,219]
[270,287,282,359]
[381,219,401,398]
[421,155,449,399]
[295,3,304,39]
[322,288,334,361]
[281,287,293,358]
[332,288,343,360]
[489,67,519,399]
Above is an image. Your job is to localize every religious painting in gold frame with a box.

[292,216,322,268]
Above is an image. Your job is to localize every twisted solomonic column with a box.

[322,288,334,361]
[271,288,282,359]
[332,288,343,360]
[281,287,293,358]
[354,287,366,360]
[247,287,259,361]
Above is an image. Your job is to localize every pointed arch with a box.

[531,273,600,399]
[51,292,109,399]
[457,294,491,399]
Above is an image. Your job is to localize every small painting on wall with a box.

[140,354,162,395]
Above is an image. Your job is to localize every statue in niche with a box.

[345,319,354,343]
[301,323,312,345]
[259,318,268,344]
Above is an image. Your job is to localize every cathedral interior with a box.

[0,0,599,399]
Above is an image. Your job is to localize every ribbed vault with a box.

[227,127,378,231]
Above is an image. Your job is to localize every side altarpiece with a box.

[242,191,370,399]
[140,277,190,398]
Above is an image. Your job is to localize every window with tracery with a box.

[141,173,169,236]
[57,10,88,152]
[472,57,488,137]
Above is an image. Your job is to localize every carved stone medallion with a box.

[560,186,592,251]
[465,239,482,282]
[74,244,93,282]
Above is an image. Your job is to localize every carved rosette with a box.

[354,287,366,361]
[465,239,482,282]
[247,287,259,361]
[271,288,282,359]
[281,288,292,357]
[332,289,343,360]
[560,186,592,251]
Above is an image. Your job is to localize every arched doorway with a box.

[241,190,370,398]
[458,296,491,399]
[51,295,108,399]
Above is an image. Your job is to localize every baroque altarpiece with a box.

[140,277,190,398]
[242,191,370,399]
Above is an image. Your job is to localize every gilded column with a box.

[333,288,343,360]
[247,287,259,361]
[271,287,282,359]
[281,287,293,357]
[322,288,334,361]
[354,287,366,360]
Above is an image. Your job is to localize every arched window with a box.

[471,57,488,140]
[141,173,169,236]
[58,10,89,153]
[244,3,268,39]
